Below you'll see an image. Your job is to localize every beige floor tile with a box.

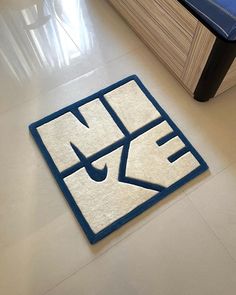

[46,199,236,295]
[188,162,236,261]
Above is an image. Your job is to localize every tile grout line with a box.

[50,2,143,60]
[187,196,236,264]
[0,44,143,118]
[184,160,235,196]
[42,191,188,295]
[45,1,82,51]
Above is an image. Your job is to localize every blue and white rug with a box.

[29,75,208,244]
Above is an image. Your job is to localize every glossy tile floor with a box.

[1,1,236,294]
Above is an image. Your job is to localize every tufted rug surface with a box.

[29,75,208,244]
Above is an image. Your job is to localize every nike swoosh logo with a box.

[70,142,108,182]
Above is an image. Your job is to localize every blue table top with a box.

[179,0,236,42]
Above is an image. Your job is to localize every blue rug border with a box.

[29,75,209,244]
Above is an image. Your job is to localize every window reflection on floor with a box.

[0,0,93,85]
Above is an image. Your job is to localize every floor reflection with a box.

[50,0,94,54]
[0,0,93,85]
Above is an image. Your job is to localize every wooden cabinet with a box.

[109,0,236,100]
[109,0,198,78]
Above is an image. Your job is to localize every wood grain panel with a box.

[182,22,216,92]
[109,0,197,78]
[109,0,236,97]
[217,59,236,95]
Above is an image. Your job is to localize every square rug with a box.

[29,75,208,244]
